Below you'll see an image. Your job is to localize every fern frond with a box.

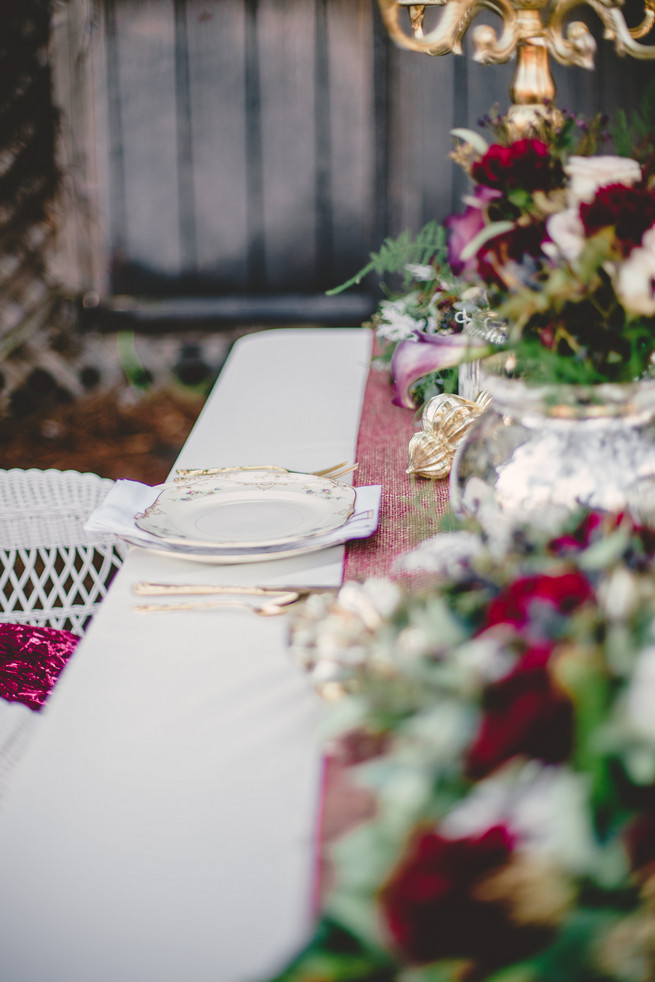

[326,221,447,295]
[610,79,655,158]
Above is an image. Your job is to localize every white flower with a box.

[625,645,655,741]
[565,155,642,205]
[376,297,422,342]
[441,762,598,874]
[337,578,402,627]
[544,208,586,264]
[394,530,482,577]
[613,225,655,316]
[404,263,434,282]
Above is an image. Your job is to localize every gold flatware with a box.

[133,591,301,617]
[320,462,359,481]
[132,582,339,599]
[174,462,358,482]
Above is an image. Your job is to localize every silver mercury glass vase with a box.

[450,363,655,531]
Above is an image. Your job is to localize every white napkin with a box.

[84,479,382,552]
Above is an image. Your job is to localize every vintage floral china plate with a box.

[134,469,356,550]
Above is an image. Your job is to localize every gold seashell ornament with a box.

[407,391,492,479]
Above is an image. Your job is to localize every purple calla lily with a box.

[445,186,500,275]
[391,332,495,409]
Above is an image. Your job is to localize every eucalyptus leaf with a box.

[451,127,489,155]
[459,221,515,261]
[326,892,387,954]
[578,527,633,571]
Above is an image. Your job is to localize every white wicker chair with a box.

[0,468,126,636]
[0,468,127,801]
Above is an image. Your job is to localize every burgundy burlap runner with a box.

[315,351,452,908]
[342,352,450,582]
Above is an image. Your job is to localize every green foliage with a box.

[116,331,152,392]
[267,917,396,982]
[326,222,447,295]
[611,79,655,162]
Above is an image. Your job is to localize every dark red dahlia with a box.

[471,139,565,193]
[483,570,594,631]
[465,643,575,779]
[381,826,513,964]
[380,824,551,968]
[475,220,549,289]
[580,183,655,255]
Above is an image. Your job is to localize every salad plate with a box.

[134,469,356,550]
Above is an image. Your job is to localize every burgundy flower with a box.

[465,643,575,779]
[549,512,609,555]
[483,570,593,631]
[580,183,655,256]
[624,807,655,878]
[475,220,549,289]
[381,824,551,969]
[471,139,564,193]
[381,825,515,965]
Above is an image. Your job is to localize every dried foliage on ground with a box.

[0,385,206,485]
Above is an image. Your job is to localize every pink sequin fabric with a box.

[0,623,80,711]
[343,349,450,583]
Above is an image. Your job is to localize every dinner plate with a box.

[119,526,356,564]
[134,469,356,549]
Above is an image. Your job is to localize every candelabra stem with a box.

[510,38,556,106]
[505,9,559,133]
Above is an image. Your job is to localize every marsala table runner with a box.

[318,350,452,905]
[343,350,450,582]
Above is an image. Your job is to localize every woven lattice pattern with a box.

[0,468,126,634]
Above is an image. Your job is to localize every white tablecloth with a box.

[0,327,373,982]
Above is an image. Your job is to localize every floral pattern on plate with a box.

[134,468,356,549]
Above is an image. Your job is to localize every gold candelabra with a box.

[378,0,655,126]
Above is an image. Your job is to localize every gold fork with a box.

[132,582,338,598]
[174,462,358,481]
[133,590,301,617]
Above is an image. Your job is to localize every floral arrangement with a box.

[267,510,655,982]
[341,97,655,408]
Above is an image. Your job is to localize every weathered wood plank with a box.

[110,0,181,286]
[257,0,318,291]
[325,0,377,288]
[50,0,108,296]
[184,0,249,291]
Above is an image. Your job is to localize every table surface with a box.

[0,327,373,982]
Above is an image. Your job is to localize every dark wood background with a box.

[86,0,655,325]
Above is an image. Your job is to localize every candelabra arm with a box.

[548,0,655,62]
[378,0,655,123]
[378,0,519,58]
[628,0,655,39]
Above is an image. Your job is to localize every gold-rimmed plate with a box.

[134,469,356,550]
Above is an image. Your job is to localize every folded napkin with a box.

[84,479,381,556]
